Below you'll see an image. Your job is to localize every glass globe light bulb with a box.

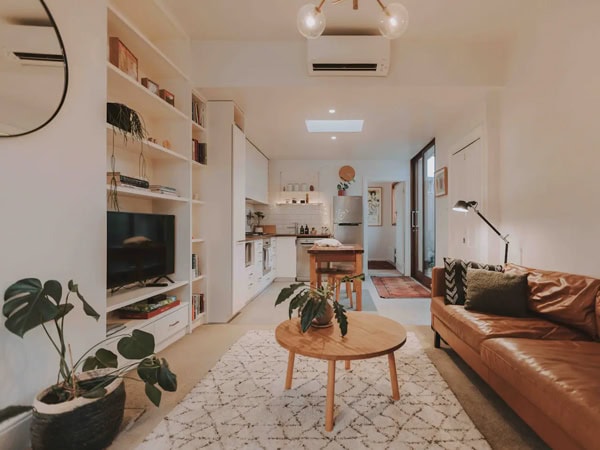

[378,3,409,39]
[297,3,326,39]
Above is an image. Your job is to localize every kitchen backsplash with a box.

[255,204,331,234]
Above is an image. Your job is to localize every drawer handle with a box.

[169,320,180,327]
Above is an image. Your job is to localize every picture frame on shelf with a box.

[434,167,448,197]
[367,186,382,227]
[108,37,138,81]
[159,89,175,107]
[141,77,159,95]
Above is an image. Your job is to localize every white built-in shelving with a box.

[106,280,189,312]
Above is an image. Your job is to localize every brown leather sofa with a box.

[430,264,600,450]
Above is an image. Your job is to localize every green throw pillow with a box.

[465,268,529,317]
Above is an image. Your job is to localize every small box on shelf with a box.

[117,294,179,319]
[159,89,175,106]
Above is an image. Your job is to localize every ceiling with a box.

[164,0,536,160]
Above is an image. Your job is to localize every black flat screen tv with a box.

[107,212,175,289]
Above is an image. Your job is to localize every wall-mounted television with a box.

[107,212,175,289]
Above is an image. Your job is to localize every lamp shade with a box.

[297,3,326,39]
[452,200,470,212]
[378,2,409,39]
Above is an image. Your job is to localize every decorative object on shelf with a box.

[106,103,148,211]
[434,167,448,197]
[108,37,138,81]
[141,77,159,95]
[452,200,510,263]
[159,89,175,107]
[275,274,364,336]
[161,139,171,149]
[367,186,382,226]
[254,211,265,233]
[337,179,353,196]
[310,185,315,191]
[339,165,356,182]
[297,0,408,40]
[2,278,177,450]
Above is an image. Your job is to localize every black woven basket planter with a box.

[31,371,125,450]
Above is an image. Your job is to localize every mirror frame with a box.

[1,0,69,138]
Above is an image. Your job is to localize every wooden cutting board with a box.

[262,224,276,234]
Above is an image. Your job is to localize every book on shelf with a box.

[191,97,206,128]
[149,185,178,196]
[120,295,177,313]
[106,172,149,189]
[192,254,200,278]
[191,139,207,165]
[118,299,181,319]
[192,292,204,321]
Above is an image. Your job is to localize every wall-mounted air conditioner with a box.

[307,36,390,77]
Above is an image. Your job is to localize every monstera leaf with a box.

[68,280,100,320]
[3,279,61,338]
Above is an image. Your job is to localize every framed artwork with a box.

[108,37,138,81]
[367,187,382,226]
[434,167,448,197]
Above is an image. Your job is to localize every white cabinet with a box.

[245,140,269,204]
[233,243,246,315]
[275,237,297,279]
[233,126,246,242]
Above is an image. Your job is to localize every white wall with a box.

[497,0,600,276]
[0,0,106,420]
[366,182,395,262]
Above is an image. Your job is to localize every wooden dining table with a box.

[308,244,364,310]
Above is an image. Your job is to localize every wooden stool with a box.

[315,267,355,308]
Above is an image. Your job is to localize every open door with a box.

[410,139,435,287]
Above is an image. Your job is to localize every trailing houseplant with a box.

[2,278,177,450]
[337,179,354,196]
[275,274,364,337]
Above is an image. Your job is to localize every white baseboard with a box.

[0,411,31,450]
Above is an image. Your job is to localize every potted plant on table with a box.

[2,278,177,450]
[275,274,364,337]
[337,179,354,196]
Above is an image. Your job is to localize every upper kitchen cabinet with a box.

[245,139,269,205]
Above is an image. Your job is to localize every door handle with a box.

[169,320,180,327]
[411,211,418,228]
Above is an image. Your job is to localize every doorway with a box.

[410,139,435,287]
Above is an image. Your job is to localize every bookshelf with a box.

[105,0,207,344]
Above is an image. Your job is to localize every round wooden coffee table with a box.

[275,312,407,431]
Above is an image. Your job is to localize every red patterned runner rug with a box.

[371,276,430,298]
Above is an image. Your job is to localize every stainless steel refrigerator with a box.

[333,196,363,246]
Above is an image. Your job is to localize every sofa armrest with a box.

[431,267,445,298]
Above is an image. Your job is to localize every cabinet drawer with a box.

[154,306,187,343]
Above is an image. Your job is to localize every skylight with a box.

[305,120,364,133]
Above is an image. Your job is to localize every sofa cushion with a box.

[465,268,529,317]
[481,338,600,450]
[431,296,590,353]
[505,263,600,339]
[444,257,503,305]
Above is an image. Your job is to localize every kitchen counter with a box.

[238,234,330,242]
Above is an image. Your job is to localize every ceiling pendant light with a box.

[297,1,327,39]
[377,1,409,39]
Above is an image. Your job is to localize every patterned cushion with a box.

[444,257,504,305]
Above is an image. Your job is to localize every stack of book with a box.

[118,294,179,319]
[107,172,149,189]
[191,97,206,127]
[149,185,178,196]
[192,253,200,278]
[192,293,204,320]
[191,139,207,165]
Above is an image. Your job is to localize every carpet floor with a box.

[137,330,489,449]
[368,260,397,270]
[372,277,431,299]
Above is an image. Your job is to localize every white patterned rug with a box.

[138,330,489,450]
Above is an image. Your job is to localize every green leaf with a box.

[300,299,317,332]
[95,348,118,368]
[3,278,59,337]
[0,405,32,423]
[54,303,75,321]
[288,290,309,319]
[145,382,162,407]
[69,281,100,320]
[137,357,159,385]
[118,329,155,360]
[157,358,177,392]
[314,297,327,319]
[333,301,348,337]
[43,280,62,305]
[275,283,305,306]
[82,356,100,372]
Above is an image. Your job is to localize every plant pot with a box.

[338,190,346,196]
[312,302,334,328]
[31,369,125,450]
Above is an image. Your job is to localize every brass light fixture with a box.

[297,0,409,40]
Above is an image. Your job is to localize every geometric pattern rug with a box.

[137,330,489,449]
[372,276,431,299]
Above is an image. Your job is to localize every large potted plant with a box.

[2,278,177,450]
[275,274,364,336]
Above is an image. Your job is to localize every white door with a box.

[393,182,405,274]
[449,137,486,261]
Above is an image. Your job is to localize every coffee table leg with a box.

[345,360,351,370]
[387,352,400,400]
[325,360,336,431]
[285,351,295,389]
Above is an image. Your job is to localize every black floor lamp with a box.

[452,200,509,263]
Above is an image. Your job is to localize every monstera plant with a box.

[2,278,177,450]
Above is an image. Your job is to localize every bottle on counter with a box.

[304,224,308,235]
[299,225,305,234]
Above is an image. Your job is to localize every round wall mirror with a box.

[0,0,68,137]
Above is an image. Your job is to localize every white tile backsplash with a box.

[256,204,331,234]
